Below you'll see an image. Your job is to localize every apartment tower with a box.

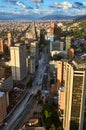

[7,32,12,47]
[65,36,71,51]
[10,43,27,81]
[63,62,86,130]
[0,38,4,53]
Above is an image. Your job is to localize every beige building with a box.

[0,38,4,53]
[27,56,36,74]
[65,36,71,51]
[30,41,39,66]
[10,43,27,81]
[63,62,86,130]
[68,48,74,60]
[0,92,7,125]
[49,60,63,87]
[7,32,12,47]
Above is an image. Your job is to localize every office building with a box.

[49,60,63,87]
[7,32,12,47]
[60,41,64,51]
[57,61,63,87]
[10,43,27,81]
[0,38,4,53]
[27,56,35,74]
[68,48,74,60]
[63,62,86,130]
[30,41,39,66]
[65,36,71,51]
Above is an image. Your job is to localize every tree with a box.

[49,124,55,130]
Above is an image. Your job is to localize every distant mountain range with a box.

[40,14,76,20]
[75,15,86,21]
[0,14,86,21]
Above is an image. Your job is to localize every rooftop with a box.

[25,127,46,130]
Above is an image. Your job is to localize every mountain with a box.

[40,14,76,20]
[75,15,86,21]
[0,13,84,21]
[0,12,36,20]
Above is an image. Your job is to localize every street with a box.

[1,51,48,130]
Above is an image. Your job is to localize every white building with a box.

[27,56,36,74]
[30,41,39,66]
[10,43,27,81]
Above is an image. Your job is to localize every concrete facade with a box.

[10,43,27,81]
[63,62,86,130]
[30,41,39,67]
[0,38,4,53]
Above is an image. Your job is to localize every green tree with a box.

[49,124,56,130]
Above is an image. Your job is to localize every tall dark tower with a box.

[33,21,38,41]
[50,22,61,41]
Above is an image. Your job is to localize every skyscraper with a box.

[0,38,4,53]
[10,43,27,81]
[65,36,71,51]
[63,62,86,130]
[7,32,12,47]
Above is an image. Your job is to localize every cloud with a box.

[49,1,86,10]
[27,6,33,9]
[49,2,72,10]
[0,9,21,15]
[3,0,17,4]
[72,2,85,9]
[31,0,43,3]
[74,8,86,15]
[3,0,33,10]
[32,9,55,16]
[83,2,86,6]
[16,1,27,9]
[36,3,42,9]
[1,0,86,19]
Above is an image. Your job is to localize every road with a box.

[1,52,47,130]
[9,96,36,130]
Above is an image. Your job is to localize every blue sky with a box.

[0,0,86,19]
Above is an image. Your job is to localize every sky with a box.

[0,0,86,19]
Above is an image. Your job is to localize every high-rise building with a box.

[30,41,39,66]
[7,32,12,47]
[50,23,56,52]
[0,38,4,53]
[68,48,74,60]
[57,61,63,87]
[65,36,71,51]
[60,41,64,51]
[10,43,27,81]
[49,60,63,87]
[51,40,64,51]
[50,22,55,36]
[63,62,86,130]
[27,56,36,74]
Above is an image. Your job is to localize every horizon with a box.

[0,0,86,20]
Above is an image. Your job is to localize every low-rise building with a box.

[0,76,13,107]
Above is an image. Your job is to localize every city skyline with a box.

[0,0,86,19]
